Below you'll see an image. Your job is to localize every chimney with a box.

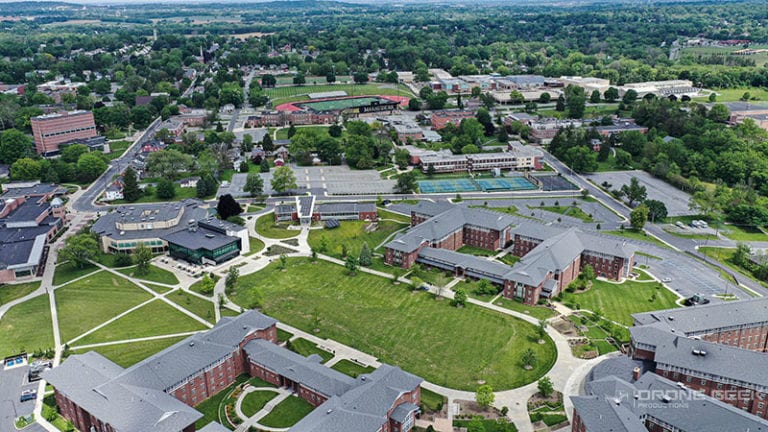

[632,367,641,381]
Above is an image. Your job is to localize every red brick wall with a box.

[699,325,768,352]
[433,229,463,251]
[571,411,587,432]
[463,226,501,251]
[512,235,542,257]
[359,211,378,220]
[385,247,420,268]
[298,384,329,406]
[249,363,283,386]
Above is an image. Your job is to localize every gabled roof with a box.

[418,247,510,279]
[244,339,354,397]
[571,395,647,432]
[631,297,768,335]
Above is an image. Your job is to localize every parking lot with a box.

[219,165,396,197]
[0,363,42,432]
[585,170,694,216]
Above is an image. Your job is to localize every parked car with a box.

[20,389,36,402]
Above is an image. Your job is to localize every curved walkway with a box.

[234,386,292,432]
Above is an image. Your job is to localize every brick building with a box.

[627,298,768,419]
[385,206,634,305]
[430,110,476,130]
[44,310,423,432]
[31,110,98,156]
[274,195,378,224]
[416,142,543,174]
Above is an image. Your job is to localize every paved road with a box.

[72,117,163,213]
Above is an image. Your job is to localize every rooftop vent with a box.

[189,342,195,347]
[326,409,333,415]
[661,394,672,403]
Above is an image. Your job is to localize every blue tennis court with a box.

[418,179,479,193]
[475,177,537,191]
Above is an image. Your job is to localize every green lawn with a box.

[497,254,520,266]
[144,282,174,294]
[105,140,131,160]
[604,229,671,249]
[277,328,293,343]
[468,204,519,216]
[421,388,448,412]
[56,271,153,342]
[190,274,219,296]
[232,258,557,390]
[75,299,207,346]
[0,294,53,358]
[560,279,679,326]
[167,290,216,323]
[276,125,331,140]
[721,225,768,242]
[53,262,100,286]
[259,395,316,428]
[73,336,187,368]
[693,86,768,101]
[308,218,408,259]
[256,213,300,239]
[117,264,179,285]
[112,184,199,204]
[453,418,518,432]
[288,337,334,363]
[378,208,411,224]
[247,236,266,255]
[195,374,250,429]
[534,205,594,222]
[241,390,278,417]
[408,266,455,287]
[0,281,40,305]
[457,245,497,257]
[331,359,376,377]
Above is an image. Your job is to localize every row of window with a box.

[41,125,96,138]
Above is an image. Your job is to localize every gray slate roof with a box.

[110,311,276,392]
[43,352,202,432]
[161,226,240,251]
[290,364,423,432]
[244,339,354,397]
[92,199,210,241]
[632,297,768,334]
[571,395,647,432]
[418,247,511,279]
[198,422,232,432]
[315,201,377,215]
[653,335,768,389]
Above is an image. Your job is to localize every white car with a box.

[662,277,672,283]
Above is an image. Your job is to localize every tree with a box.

[467,417,486,432]
[326,72,336,83]
[622,89,638,105]
[293,73,306,85]
[10,157,41,180]
[589,89,601,104]
[419,86,434,100]
[537,319,548,341]
[740,92,751,102]
[287,125,297,139]
[328,124,343,138]
[475,384,495,408]
[644,199,668,223]
[60,233,98,269]
[198,274,215,295]
[155,178,176,199]
[196,174,217,198]
[708,104,730,123]
[130,105,154,129]
[0,129,32,164]
[353,71,369,84]
[614,149,633,169]
[262,134,274,153]
[261,74,276,88]
[345,255,359,275]
[630,204,649,230]
[271,166,297,194]
[359,242,372,267]
[604,87,619,102]
[407,98,421,111]
[316,137,341,164]
[582,264,596,282]
[555,94,566,112]
[244,173,264,197]
[123,167,142,203]
[217,194,243,220]
[225,266,240,293]
[708,93,717,102]
[395,171,417,194]
[537,376,554,397]
[134,242,153,275]
[733,242,751,267]
[394,148,410,169]
[279,253,288,270]
[260,159,270,173]
[453,288,467,307]
[565,85,586,119]
[76,153,107,182]
[146,149,193,179]
[620,177,647,206]
[521,348,537,368]
[426,91,448,110]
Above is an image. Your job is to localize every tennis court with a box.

[475,177,537,191]
[297,96,390,111]
[418,179,479,193]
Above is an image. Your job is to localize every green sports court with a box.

[418,177,538,193]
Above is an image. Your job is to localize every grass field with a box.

[195,374,250,429]
[0,294,52,358]
[264,83,413,105]
[56,271,153,342]
[534,205,594,222]
[408,266,455,287]
[53,262,100,286]
[330,359,376,377]
[457,245,497,257]
[105,140,132,160]
[0,281,40,305]
[681,45,768,68]
[378,208,411,224]
[75,299,207,345]
[167,290,216,323]
[560,279,679,326]
[288,337,334,363]
[604,229,671,249]
[247,237,267,256]
[241,391,278,417]
[259,396,316,428]
[721,225,768,241]
[421,388,448,412]
[453,418,518,432]
[233,258,556,390]
[73,336,187,368]
[256,213,300,239]
[307,218,408,259]
[144,282,174,294]
[117,264,180,285]
[276,125,331,140]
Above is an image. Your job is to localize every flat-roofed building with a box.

[31,110,98,156]
[430,110,475,130]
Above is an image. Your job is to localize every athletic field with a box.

[296,96,390,112]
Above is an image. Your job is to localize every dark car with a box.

[20,389,37,402]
